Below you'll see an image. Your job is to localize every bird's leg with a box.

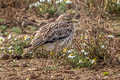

[22,46,35,58]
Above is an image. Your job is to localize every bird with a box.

[22,13,79,58]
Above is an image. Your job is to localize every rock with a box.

[11,54,22,59]
[0,53,10,60]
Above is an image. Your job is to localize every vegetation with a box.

[0,0,120,80]
[0,1,120,80]
[0,0,119,68]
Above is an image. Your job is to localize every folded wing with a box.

[31,21,74,48]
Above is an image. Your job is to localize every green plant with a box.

[85,33,108,60]
[0,25,7,33]
[63,49,96,68]
[30,0,72,16]
[12,27,22,34]
[63,30,113,69]
[0,18,5,22]
[104,0,120,14]
[7,41,25,54]
[38,3,57,15]
[6,34,31,54]
[13,42,25,54]
[74,27,114,64]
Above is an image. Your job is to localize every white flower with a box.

[8,34,12,39]
[81,49,85,53]
[8,46,13,50]
[84,52,88,55]
[14,38,17,41]
[0,36,5,44]
[67,49,74,53]
[8,46,14,53]
[117,0,120,4]
[91,59,96,64]
[24,35,30,40]
[65,0,72,4]
[8,49,14,53]
[34,2,40,7]
[59,0,64,2]
[29,4,32,8]
[68,54,75,58]
[40,0,45,2]
[29,51,32,54]
[80,34,83,36]
[101,45,105,48]
[108,35,114,38]
[91,60,95,64]
[56,1,60,4]
[31,1,41,7]
[47,0,51,3]
[36,1,40,5]
[79,60,83,63]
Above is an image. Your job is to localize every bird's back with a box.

[31,21,74,50]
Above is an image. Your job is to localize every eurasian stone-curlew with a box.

[22,13,79,58]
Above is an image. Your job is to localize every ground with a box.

[0,58,119,80]
[0,1,120,80]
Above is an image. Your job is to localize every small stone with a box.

[27,74,39,79]
[22,63,29,67]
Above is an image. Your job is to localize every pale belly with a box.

[41,34,73,52]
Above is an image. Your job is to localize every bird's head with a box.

[56,13,80,31]
[56,13,79,24]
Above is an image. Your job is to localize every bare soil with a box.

[0,58,120,80]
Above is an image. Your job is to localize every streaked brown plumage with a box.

[22,14,78,58]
